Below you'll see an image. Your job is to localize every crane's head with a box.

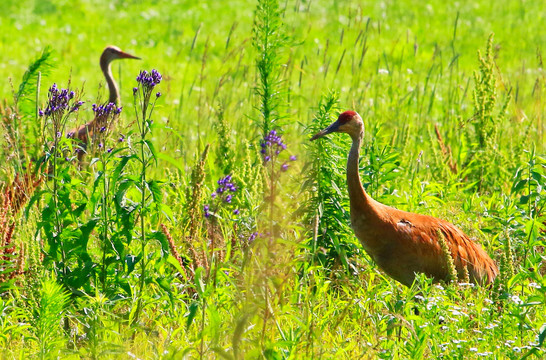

[310,110,363,141]
[100,45,141,65]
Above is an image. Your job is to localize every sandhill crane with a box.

[68,46,139,146]
[311,110,498,287]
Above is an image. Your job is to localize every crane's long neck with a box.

[347,131,373,214]
[101,59,119,105]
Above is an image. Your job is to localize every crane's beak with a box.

[119,51,141,60]
[310,121,340,141]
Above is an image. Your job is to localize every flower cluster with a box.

[136,69,162,90]
[92,102,122,119]
[248,232,258,244]
[88,102,123,152]
[204,175,239,218]
[39,84,84,118]
[238,231,259,247]
[260,130,297,171]
[212,175,237,200]
[260,130,286,162]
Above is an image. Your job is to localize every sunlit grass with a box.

[0,0,545,358]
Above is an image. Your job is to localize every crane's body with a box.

[311,110,498,287]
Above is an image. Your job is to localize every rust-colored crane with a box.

[311,110,498,287]
[69,45,139,146]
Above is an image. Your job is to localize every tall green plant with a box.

[466,34,511,191]
[303,91,358,272]
[87,103,125,294]
[361,128,403,204]
[34,277,69,359]
[15,46,54,160]
[37,84,94,293]
[510,149,545,269]
[252,0,288,139]
[130,69,167,323]
[213,106,234,174]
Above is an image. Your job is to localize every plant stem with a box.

[52,119,66,282]
[136,121,147,323]
[100,153,108,291]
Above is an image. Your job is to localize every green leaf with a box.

[112,155,135,184]
[531,170,545,184]
[156,277,172,292]
[538,323,546,347]
[512,179,529,193]
[125,254,140,274]
[144,139,157,163]
[89,157,101,168]
[156,152,184,173]
[194,267,206,296]
[80,218,98,245]
[150,230,170,256]
[0,280,15,293]
[160,203,175,222]
[25,189,46,220]
[16,45,53,102]
[186,301,199,330]
[72,202,87,218]
[166,255,186,276]
[116,178,135,206]
[147,180,162,205]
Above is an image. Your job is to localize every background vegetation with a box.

[0,0,545,358]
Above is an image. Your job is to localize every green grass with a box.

[0,0,545,358]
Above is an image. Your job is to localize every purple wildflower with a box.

[290,155,297,161]
[92,102,122,118]
[260,129,287,163]
[41,84,79,117]
[281,162,289,172]
[136,69,162,90]
[205,174,240,219]
[91,102,122,137]
[156,92,162,98]
[70,100,84,113]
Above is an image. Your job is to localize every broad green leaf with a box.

[186,301,199,330]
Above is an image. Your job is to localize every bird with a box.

[311,110,498,287]
[68,45,140,147]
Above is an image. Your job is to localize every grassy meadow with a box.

[0,0,545,358]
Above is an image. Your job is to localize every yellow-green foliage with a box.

[0,0,545,359]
